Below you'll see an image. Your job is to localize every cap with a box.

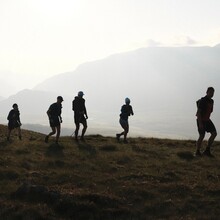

[125,97,130,104]
[13,103,18,108]
[78,91,84,97]
[57,96,64,101]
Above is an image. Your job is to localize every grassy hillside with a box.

[0,124,220,219]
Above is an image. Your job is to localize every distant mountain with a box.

[34,46,220,108]
[1,46,220,139]
[33,46,220,139]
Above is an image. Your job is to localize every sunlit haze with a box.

[1,0,220,96]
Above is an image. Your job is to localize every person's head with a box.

[12,103,18,109]
[206,87,215,98]
[125,97,130,105]
[78,91,84,98]
[57,96,64,103]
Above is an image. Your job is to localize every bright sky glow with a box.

[1,0,220,95]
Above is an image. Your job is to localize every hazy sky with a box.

[1,0,220,95]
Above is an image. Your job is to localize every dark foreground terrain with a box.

[0,124,220,219]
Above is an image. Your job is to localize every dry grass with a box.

[0,124,220,219]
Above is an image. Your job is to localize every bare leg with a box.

[119,122,129,143]
[202,131,217,157]
[119,131,124,136]
[116,131,124,141]
[81,121,87,139]
[206,131,217,150]
[117,120,129,142]
[55,125,61,143]
[123,125,129,142]
[75,123,80,140]
[49,127,56,136]
[45,127,56,143]
[196,133,205,153]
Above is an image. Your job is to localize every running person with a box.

[72,91,88,141]
[7,103,22,141]
[45,96,63,143]
[195,87,217,157]
[116,98,134,143]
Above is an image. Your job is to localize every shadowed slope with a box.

[0,125,220,219]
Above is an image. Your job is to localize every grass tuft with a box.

[177,151,194,161]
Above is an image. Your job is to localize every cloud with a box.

[185,36,197,45]
[173,36,198,46]
[146,39,161,47]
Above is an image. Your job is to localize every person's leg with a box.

[207,131,217,148]
[55,125,61,143]
[75,122,80,140]
[196,133,205,155]
[49,127,56,136]
[123,125,129,143]
[45,127,56,143]
[203,120,217,156]
[116,119,125,140]
[195,120,205,156]
[203,131,217,155]
[81,121,87,140]
[116,132,123,141]
[120,120,129,143]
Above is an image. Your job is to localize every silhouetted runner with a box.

[72,91,88,141]
[195,87,217,157]
[45,96,63,144]
[116,98,134,143]
[7,103,22,141]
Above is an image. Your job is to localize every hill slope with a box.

[1,125,220,219]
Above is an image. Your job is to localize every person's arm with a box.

[47,105,52,119]
[59,105,63,123]
[83,100,88,119]
[120,105,125,116]
[121,105,125,113]
[47,109,51,118]
[84,106,88,119]
[17,112,22,125]
[211,100,214,113]
[7,110,13,121]
[196,108,203,129]
[59,115,63,123]
[196,99,205,129]
[130,106,134,115]
[72,100,75,111]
